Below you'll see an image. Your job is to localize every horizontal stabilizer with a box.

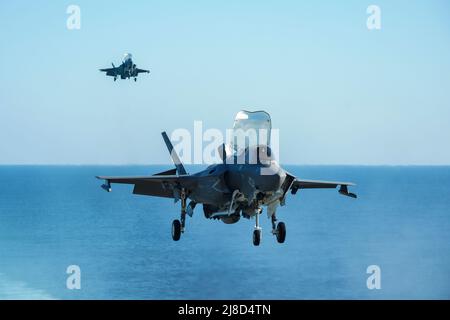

[153,168,177,176]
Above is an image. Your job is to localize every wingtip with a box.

[338,184,357,198]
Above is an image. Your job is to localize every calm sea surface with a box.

[0,166,449,299]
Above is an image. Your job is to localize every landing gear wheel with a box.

[253,229,261,246]
[172,219,181,241]
[134,78,137,82]
[276,222,286,243]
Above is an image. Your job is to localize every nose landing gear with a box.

[251,209,286,245]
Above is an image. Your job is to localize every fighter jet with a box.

[97,111,356,246]
[99,53,150,82]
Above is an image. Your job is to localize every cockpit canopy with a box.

[232,110,272,152]
[229,110,274,165]
[123,53,132,62]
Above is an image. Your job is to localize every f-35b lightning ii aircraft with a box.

[99,53,149,81]
[97,111,356,246]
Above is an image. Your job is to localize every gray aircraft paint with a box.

[99,53,150,81]
[97,111,356,245]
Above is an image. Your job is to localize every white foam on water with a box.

[0,273,57,300]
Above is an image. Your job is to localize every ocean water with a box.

[0,165,449,300]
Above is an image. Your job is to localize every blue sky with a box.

[0,0,449,164]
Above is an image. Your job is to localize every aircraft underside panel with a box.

[133,182,174,198]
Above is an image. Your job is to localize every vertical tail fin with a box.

[161,131,187,175]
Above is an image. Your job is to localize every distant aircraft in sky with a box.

[97,111,357,246]
[99,53,150,81]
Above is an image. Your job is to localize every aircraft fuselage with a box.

[188,160,292,223]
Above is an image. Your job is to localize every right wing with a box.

[96,174,197,198]
[291,179,357,198]
[135,68,150,74]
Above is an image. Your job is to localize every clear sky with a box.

[0,0,449,165]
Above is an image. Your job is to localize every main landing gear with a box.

[172,189,187,241]
[171,219,181,241]
[252,208,262,246]
[252,210,286,246]
[271,214,286,244]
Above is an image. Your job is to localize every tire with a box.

[253,229,261,246]
[172,219,181,241]
[276,222,286,243]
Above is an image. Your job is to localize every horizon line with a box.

[1,163,450,167]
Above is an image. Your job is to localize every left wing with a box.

[291,179,357,198]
